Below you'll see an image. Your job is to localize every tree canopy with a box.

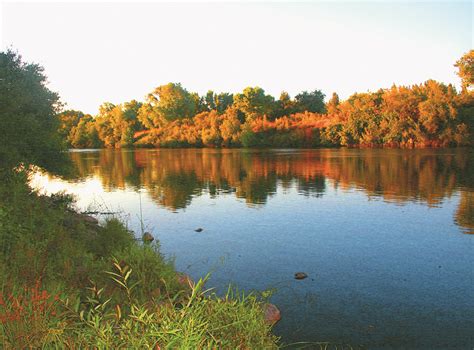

[294,90,326,114]
[6,49,465,152]
[233,87,275,120]
[138,83,198,127]
[455,50,474,91]
[0,50,67,172]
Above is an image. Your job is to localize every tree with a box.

[0,50,66,173]
[220,108,242,146]
[294,89,326,113]
[199,111,222,147]
[273,91,295,119]
[119,100,144,147]
[92,100,144,148]
[70,115,98,148]
[138,83,198,127]
[453,88,474,146]
[417,80,457,145]
[215,92,234,114]
[327,92,340,115]
[233,87,274,120]
[455,50,474,91]
[204,90,217,110]
[57,110,83,143]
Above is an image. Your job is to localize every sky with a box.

[1,1,472,114]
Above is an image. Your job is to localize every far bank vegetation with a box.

[59,51,474,149]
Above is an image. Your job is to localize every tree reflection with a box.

[68,148,473,233]
[455,191,474,234]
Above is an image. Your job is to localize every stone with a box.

[263,303,281,324]
[294,272,308,280]
[142,232,154,243]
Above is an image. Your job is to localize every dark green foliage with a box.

[202,90,234,114]
[0,50,67,172]
[294,89,326,113]
[240,128,262,148]
[215,92,234,114]
[273,91,296,119]
[234,86,275,120]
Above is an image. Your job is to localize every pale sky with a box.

[1,1,472,114]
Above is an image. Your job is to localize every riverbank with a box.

[0,170,279,348]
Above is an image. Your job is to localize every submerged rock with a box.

[294,272,308,280]
[195,228,203,232]
[263,303,281,324]
[142,232,154,243]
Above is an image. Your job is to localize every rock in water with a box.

[263,303,281,324]
[294,272,308,280]
[195,228,203,232]
[142,232,154,243]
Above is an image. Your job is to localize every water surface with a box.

[32,148,474,349]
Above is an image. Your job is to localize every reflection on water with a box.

[33,148,474,349]
[65,148,473,233]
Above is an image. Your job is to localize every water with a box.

[32,148,474,349]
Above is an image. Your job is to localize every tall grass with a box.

[0,170,279,348]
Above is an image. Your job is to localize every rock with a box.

[142,232,154,243]
[177,273,194,288]
[294,272,308,280]
[263,303,281,324]
[194,228,203,232]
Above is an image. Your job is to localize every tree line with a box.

[57,50,472,149]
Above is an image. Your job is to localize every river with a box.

[31,148,474,349]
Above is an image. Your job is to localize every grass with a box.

[0,169,279,349]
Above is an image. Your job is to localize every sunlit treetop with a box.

[455,50,474,91]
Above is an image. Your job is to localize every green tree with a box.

[215,92,234,114]
[0,50,67,172]
[200,91,234,114]
[119,100,144,147]
[138,83,198,127]
[204,90,217,110]
[57,110,84,145]
[273,91,295,119]
[95,102,117,147]
[70,115,93,148]
[233,87,274,120]
[294,89,326,113]
[93,100,143,148]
